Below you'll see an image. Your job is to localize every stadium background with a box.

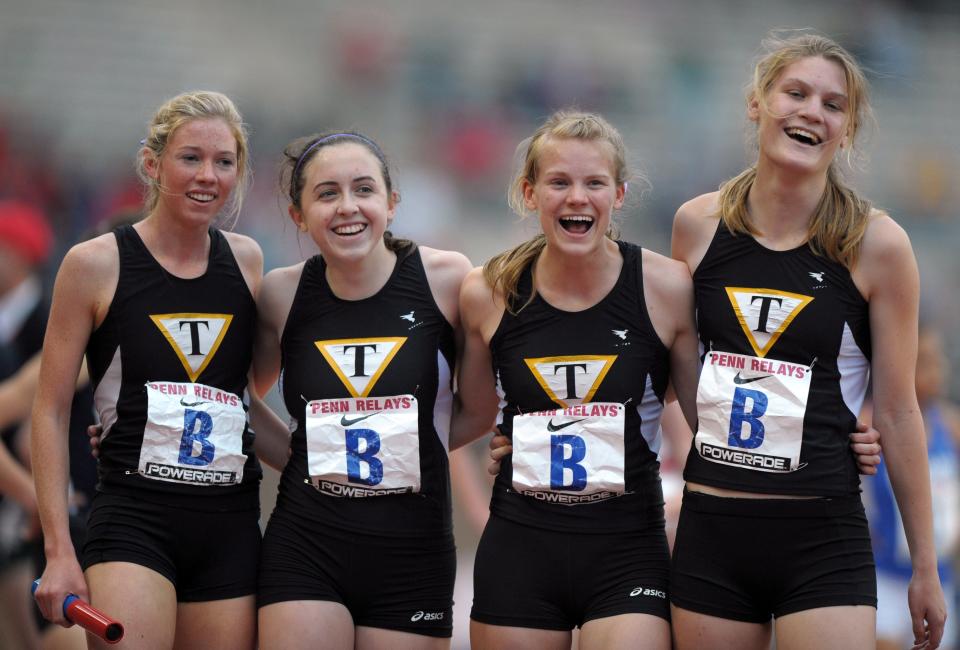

[1,0,958,647]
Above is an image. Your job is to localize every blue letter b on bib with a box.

[550,434,587,491]
[179,409,215,466]
[728,387,768,449]
[345,429,383,486]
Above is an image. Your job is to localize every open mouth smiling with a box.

[784,127,822,146]
[559,215,594,234]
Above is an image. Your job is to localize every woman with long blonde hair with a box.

[461,110,700,650]
[669,32,946,649]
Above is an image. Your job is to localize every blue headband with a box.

[292,133,383,182]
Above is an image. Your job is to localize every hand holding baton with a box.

[32,579,125,644]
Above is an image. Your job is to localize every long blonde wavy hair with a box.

[718,32,874,269]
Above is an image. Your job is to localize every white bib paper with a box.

[305,395,420,497]
[511,403,625,504]
[695,350,812,473]
[140,382,247,485]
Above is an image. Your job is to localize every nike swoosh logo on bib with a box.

[546,418,586,432]
[733,372,773,385]
[340,413,379,427]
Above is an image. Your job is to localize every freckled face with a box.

[146,117,238,224]
[291,142,395,263]
[523,137,625,256]
[752,56,851,175]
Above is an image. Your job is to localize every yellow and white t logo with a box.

[316,337,407,398]
[725,287,813,358]
[150,313,233,382]
[525,355,617,408]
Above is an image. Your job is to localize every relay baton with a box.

[32,579,124,644]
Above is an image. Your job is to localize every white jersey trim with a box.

[837,321,870,418]
[93,346,122,440]
[637,373,664,456]
[433,349,453,452]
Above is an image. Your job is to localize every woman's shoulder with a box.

[419,246,472,279]
[672,191,722,269]
[262,261,307,291]
[221,230,263,270]
[460,265,503,313]
[857,209,914,270]
[675,191,721,222]
[62,232,120,279]
[640,248,693,302]
[256,261,307,333]
[852,209,917,303]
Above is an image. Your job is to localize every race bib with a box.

[305,395,420,497]
[695,351,812,473]
[512,403,625,504]
[140,382,247,485]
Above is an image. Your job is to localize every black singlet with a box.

[277,244,456,537]
[683,222,871,496]
[86,225,260,506]
[489,241,670,533]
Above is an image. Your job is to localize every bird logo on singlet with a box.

[524,355,617,408]
[724,288,813,357]
[315,337,407,397]
[150,313,233,381]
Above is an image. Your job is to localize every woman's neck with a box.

[747,160,828,247]
[324,242,397,301]
[535,238,622,311]
[135,213,211,276]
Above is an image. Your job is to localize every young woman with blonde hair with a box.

[669,32,947,649]
[33,90,266,649]
[461,110,700,649]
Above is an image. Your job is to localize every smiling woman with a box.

[460,111,700,650]
[669,32,946,650]
[252,130,487,650]
[31,90,265,650]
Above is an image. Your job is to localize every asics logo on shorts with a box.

[629,586,666,599]
[732,372,773,385]
[410,610,444,622]
[546,418,586,432]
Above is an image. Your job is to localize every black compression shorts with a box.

[471,512,670,630]
[82,491,260,602]
[257,505,455,638]
[670,489,876,622]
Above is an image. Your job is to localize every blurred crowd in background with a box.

[0,0,958,647]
